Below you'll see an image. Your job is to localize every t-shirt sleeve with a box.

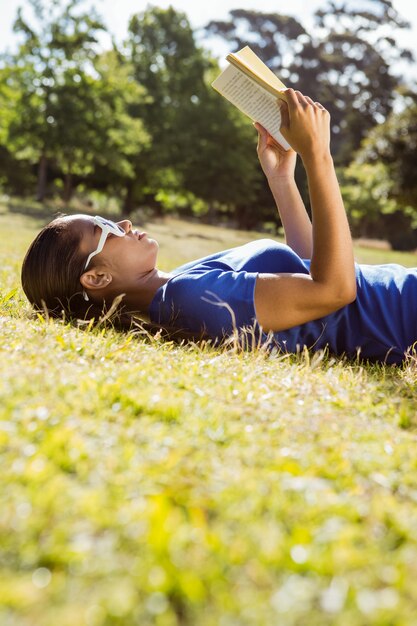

[150,268,259,339]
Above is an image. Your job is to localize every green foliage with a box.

[2,207,417,625]
[2,0,107,198]
[205,1,413,164]
[357,96,417,208]
[204,1,416,227]
[122,6,260,219]
[0,0,416,233]
[155,185,208,217]
[341,161,399,233]
[0,0,149,202]
[302,0,409,163]
[82,50,150,186]
[206,9,307,68]
[341,98,417,249]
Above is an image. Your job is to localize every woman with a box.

[21,90,417,364]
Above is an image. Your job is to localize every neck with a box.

[122,268,171,316]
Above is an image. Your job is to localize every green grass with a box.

[1,202,417,626]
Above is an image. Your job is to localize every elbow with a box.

[347,282,357,304]
[336,281,357,308]
[344,275,357,304]
[320,280,357,314]
[313,272,357,311]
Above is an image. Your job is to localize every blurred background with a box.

[0,0,416,249]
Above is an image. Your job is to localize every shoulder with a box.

[170,239,283,275]
[207,238,306,273]
[150,267,259,338]
[163,267,257,302]
[229,238,309,274]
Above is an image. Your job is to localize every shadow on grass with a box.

[3,196,151,226]
[172,231,223,242]
[4,197,92,222]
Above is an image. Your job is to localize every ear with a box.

[80,269,112,294]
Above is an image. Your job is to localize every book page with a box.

[212,64,291,151]
[233,46,287,93]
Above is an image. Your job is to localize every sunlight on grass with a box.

[1,204,417,626]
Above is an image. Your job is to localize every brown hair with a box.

[21,217,104,321]
[21,216,207,342]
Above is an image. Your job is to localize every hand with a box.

[279,89,331,164]
[254,118,297,181]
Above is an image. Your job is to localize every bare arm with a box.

[268,177,312,259]
[255,121,312,258]
[254,90,356,332]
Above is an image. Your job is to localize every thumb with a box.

[254,122,268,151]
[277,101,292,145]
[279,101,290,129]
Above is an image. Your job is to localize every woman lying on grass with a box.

[22,89,417,364]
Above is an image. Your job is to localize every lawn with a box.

[1,201,417,626]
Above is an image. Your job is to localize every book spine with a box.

[226,55,287,102]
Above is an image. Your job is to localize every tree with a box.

[356,93,417,207]
[0,0,150,203]
[0,64,35,194]
[342,93,417,249]
[123,6,260,222]
[204,2,413,165]
[122,6,206,213]
[206,9,306,71]
[52,49,149,201]
[297,0,414,163]
[3,0,107,200]
[177,62,262,225]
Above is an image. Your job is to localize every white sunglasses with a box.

[82,216,126,301]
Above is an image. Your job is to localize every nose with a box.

[118,219,132,234]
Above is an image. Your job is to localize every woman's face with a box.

[64,214,160,290]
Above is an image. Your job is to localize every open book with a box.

[212,46,291,151]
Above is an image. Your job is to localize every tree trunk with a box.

[63,172,73,203]
[36,154,48,202]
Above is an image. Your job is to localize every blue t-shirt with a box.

[149,239,417,364]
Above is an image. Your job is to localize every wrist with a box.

[301,151,333,171]
[266,173,296,185]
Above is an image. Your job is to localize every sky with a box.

[0,0,416,81]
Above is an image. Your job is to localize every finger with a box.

[315,101,325,110]
[267,133,282,150]
[256,122,277,146]
[254,122,267,151]
[283,88,300,113]
[304,95,318,108]
[279,101,290,128]
[294,90,310,107]
[254,121,267,135]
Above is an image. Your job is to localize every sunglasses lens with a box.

[95,217,125,234]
